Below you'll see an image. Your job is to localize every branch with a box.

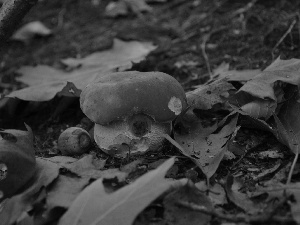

[0,0,38,44]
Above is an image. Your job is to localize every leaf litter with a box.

[4,56,300,225]
[3,1,300,224]
[58,158,186,225]
[6,39,156,101]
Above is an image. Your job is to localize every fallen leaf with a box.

[0,124,36,200]
[186,78,235,111]
[45,155,78,165]
[105,1,128,17]
[240,98,276,119]
[264,57,300,72]
[291,199,300,224]
[258,148,284,159]
[174,113,238,178]
[124,0,152,14]
[105,0,152,17]
[46,175,90,209]
[211,62,230,78]
[253,181,300,223]
[16,213,34,225]
[46,155,128,181]
[163,181,213,225]
[275,95,300,154]
[233,58,300,115]
[229,58,300,132]
[12,21,51,43]
[281,182,300,224]
[120,159,143,173]
[7,39,156,101]
[58,157,186,225]
[195,181,227,205]
[0,158,60,225]
[211,62,261,82]
[225,175,262,214]
[252,161,281,181]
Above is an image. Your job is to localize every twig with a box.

[177,200,293,224]
[230,141,266,169]
[57,7,66,30]
[287,144,299,184]
[229,0,258,19]
[198,26,227,79]
[272,19,297,59]
[0,0,38,45]
[200,33,212,78]
[297,13,300,48]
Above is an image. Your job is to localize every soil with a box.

[1,0,300,224]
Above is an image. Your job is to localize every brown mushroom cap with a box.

[80,71,187,125]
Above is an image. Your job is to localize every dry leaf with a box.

[186,78,235,111]
[105,1,128,17]
[46,175,90,209]
[58,157,186,225]
[195,181,227,205]
[240,98,276,119]
[275,95,300,154]
[0,158,60,225]
[7,39,156,101]
[12,21,51,43]
[230,58,300,154]
[46,155,128,181]
[225,175,262,214]
[174,114,238,179]
[105,0,152,17]
[234,57,300,106]
[124,0,152,14]
[0,125,36,200]
[163,181,213,225]
[211,62,261,82]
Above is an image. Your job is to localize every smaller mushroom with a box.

[80,71,187,157]
[58,127,91,156]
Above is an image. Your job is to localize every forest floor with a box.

[1,0,300,224]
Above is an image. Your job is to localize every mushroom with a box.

[80,71,187,157]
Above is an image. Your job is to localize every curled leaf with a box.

[0,124,36,200]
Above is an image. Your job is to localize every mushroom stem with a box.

[128,114,153,137]
[93,116,172,157]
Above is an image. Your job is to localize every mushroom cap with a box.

[80,71,187,125]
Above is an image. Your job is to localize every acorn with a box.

[58,127,91,155]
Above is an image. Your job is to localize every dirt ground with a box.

[1,0,300,224]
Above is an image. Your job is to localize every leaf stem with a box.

[287,149,299,184]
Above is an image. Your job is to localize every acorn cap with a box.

[80,71,187,125]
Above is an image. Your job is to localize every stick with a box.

[229,0,258,19]
[0,0,38,44]
[272,19,297,59]
[177,200,293,224]
[200,33,212,78]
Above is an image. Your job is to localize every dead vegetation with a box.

[1,0,300,224]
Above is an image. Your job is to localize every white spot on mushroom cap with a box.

[168,96,182,115]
